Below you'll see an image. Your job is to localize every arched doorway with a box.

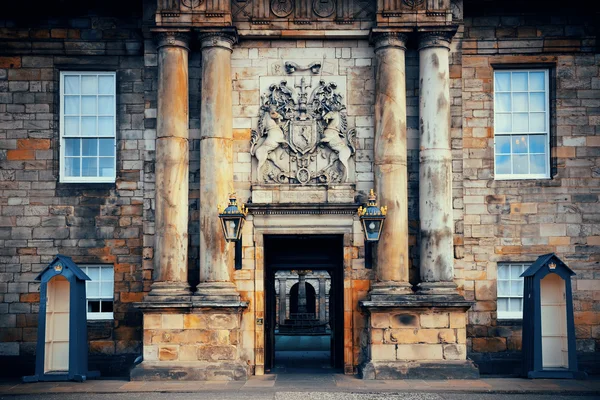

[289,281,316,315]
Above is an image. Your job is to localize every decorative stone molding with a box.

[417,30,455,51]
[198,29,238,51]
[370,30,409,51]
[154,31,191,50]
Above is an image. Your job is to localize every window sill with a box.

[496,318,523,326]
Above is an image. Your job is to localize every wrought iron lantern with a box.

[358,189,387,242]
[218,193,248,242]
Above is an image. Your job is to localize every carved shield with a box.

[289,120,318,155]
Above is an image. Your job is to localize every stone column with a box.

[279,278,287,326]
[297,272,307,314]
[417,31,457,295]
[318,278,326,323]
[196,30,240,302]
[371,31,412,298]
[148,31,191,298]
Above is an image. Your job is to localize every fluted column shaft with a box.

[418,31,457,294]
[371,32,412,298]
[149,31,191,298]
[197,30,240,301]
[279,278,287,326]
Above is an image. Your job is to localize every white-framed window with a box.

[81,265,114,320]
[497,263,528,319]
[60,71,116,183]
[493,69,550,180]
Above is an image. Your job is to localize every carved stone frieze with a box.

[251,76,355,186]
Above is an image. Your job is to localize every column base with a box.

[360,360,480,380]
[417,281,461,297]
[146,281,191,301]
[195,281,241,303]
[369,281,413,301]
[130,361,248,381]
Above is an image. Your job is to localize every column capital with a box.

[417,30,456,51]
[154,30,191,50]
[197,28,238,52]
[370,29,409,51]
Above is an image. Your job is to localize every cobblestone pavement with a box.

[0,375,599,397]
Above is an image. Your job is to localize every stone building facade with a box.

[0,0,598,379]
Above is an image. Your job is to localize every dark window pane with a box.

[88,300,100,313]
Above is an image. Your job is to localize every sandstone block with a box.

[443,344,467,360]
[179,345,199,361]
[162,314,183,329]
[370,344,396,361]
[472,337,507,353]
[396,344,443,361]
[449,312,467,328]
[184,314,207,329]
[158,345,178,361]
[197,345,236,361]
[371,313,390,329]
[475,280,496,300]
[420,313,449,329]
[390,313,419,328]
[207,314,237,330]
[143,345,158,361]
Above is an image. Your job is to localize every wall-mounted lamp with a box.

[218,193,247,242]
[358,189,387,242]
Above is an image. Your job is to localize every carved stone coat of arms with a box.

[251,76,355,185]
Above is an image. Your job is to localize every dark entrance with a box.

[265,235,344,373]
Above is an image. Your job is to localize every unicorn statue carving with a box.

[319,109,355,182]
[250,106,289,177]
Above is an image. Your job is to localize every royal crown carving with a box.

[251,77,355,185]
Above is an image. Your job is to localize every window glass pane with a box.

[101,301,114,313]
[512,72,528,91]
[510,280,522,296]
[513,154,528,174]
[513,113,529,132]
[495,155,511,175]
[530,113,546,132]
[498,280,509,296]
[98,75,114,95]
[81,96,97,115]
[530,154,546,174]
[87,267,100,280]
[511,264,524,279]
[509,298,522,312]
[98,117,114,136]
[530,92,545,112]
[529,71,545,91]
[81,75,98,95]
[495,72,511,91]
[64,158,80,177]
[99,139,114,156]
[99,158,115,177]
[496,114,511,133]
[87,282,99,297]
[88,300,100,313]
[100,266,114,281]
[64,96,80,115]
[512,136,528,153]
[495,136,511,154]
[82,138,98,156]
[65,139,80,156]
[64,117,79,136]
[513,93,528,112]
[495,93,511,112]
[64,75,80,94]
[498,298,508,312]
[100,283,113,297]
[98,96,114,116]
[498,265,509,279]
[529,135,546,153]
[81,117,97,136]
[82,158,98,177]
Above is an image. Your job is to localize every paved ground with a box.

[1,374,599,397]
[0,393,598,400]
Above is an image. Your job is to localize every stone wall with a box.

[458,10,600,374]
[0,12,149,376]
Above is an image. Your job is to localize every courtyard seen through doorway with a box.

[265,235,344,373]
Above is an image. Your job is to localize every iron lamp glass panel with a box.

[220,216,244,242]
[361,218,384,242]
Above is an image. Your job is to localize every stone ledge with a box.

[360,294,475,311]
[130,361,248,381]
[360,360,480,380]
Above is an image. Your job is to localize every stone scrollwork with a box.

[251,77,355,185]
